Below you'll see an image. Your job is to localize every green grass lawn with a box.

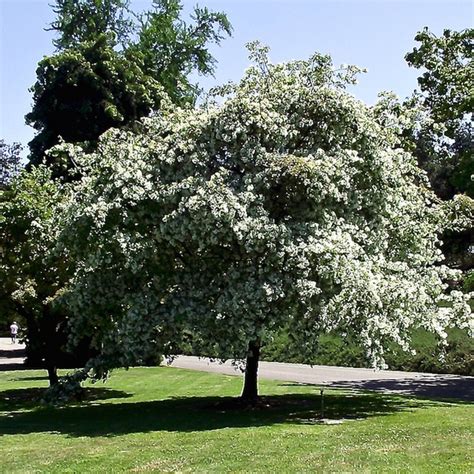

[0,367,472,473]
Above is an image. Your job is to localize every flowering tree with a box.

[59,44,473,402]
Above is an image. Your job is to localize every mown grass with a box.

[0,366,472,473]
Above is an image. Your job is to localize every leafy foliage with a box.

[374,29,474,279]
[464,270,474,292]
[385,327,474,376]
[26,34,165,171]
[129,0,232,105]
[260,328,367,368]
[405,27,473,200]
[48,0,133,49]
[57,44,472,387]
[0,167,89,384]
[406,27,473,134]
[0,140,22,188]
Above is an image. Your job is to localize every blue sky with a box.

[1,0,472,156]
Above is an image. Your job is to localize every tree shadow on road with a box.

[0,346,27,372]
[0,389,447,438]
[0,364,31,372]
[0,348,25,359]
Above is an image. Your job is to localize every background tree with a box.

[129,0,232,105]
[405,27,473,134]
[58,45,472,403]
[48,0,133,49]
[0,139,23,334]
[375,28,473,282]
[405,28,473,278]
[27,0,232,172]
[405,27,473,200]
[0,167,84,386]
[26,34,165,173]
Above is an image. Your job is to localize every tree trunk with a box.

[47,365,59,386]
[43,305,60,387]
[241,340,260,403]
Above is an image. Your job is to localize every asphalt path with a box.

[0,337,26,370]
[169,355,474,402]
[0,338,472,401]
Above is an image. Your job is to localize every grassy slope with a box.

[0,367,472,473]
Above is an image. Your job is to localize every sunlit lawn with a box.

[0,366,472,473]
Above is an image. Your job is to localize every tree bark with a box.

[43,306,60,387]
[240,340,260,403]
[47,365,59,386]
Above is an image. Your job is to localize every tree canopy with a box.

[0,167,78,384]
[405,27,473,199]
[57,44,472,401]
[405,27,473,135]
[404,28,473,278]
[48,0,133,50]
[27,0,232,171]
[26,34,165,171]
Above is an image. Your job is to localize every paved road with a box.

[1,338,472,401]
[169,355,474,401]
[0,337,26,369]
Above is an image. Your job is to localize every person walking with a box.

[10,321,19,344]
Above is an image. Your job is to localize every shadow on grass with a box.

[0,390,443,437]
[276,375,474,403]
[0,387,132,412]
[325,377,474,402]
[10,375,50,382]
